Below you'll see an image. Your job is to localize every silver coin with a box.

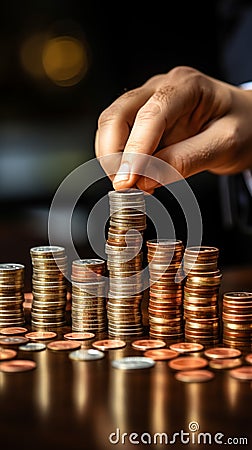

[19,342,46,351]
[111,356,155,370]
[69,349,105,361]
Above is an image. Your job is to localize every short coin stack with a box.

[222,292,252,348]
[106,189,146,337]
[71,259,107,332]
[0,263,25,326]
[30,246,68,328]
[183,246,222,345]
[147,239,184,339]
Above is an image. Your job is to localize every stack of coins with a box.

[222,292,252,348]
[0,264,25,326]
[30,246,68,328]
[147,239,184,339]
[71,259,107,332]
[183,246,222,345]
[106,189,146,337]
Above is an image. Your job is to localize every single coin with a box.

[0,359,36,373]
[0,348,17,361]
[112,356,155,370]
[144,349,179,360]
[169,342,204,353]
[204,347,242,359]
[0,336,29,346]
[25,331,57,340]
[245,353,252,364]
[92,339,126,351]
[19,342,46,352]
[47,340,81,351]
[175,369,215,382]
[229,366,252,381]
[69,349,105,361]
[168,356,208,371]
[209,358,242,370]
[131,339,166,351]
[0,327,28,335]
[64,332,95,340]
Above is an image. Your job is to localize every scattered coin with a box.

[209,358,242,370]
[111,356,155,370]
[19,342,46,352]
[245,353,252,364]
[144,349,179,360]
[0,327,28,335]
[25,331,57,340]
[0,336,28,346]
[47,340,81,351]
[64,332,95,340]
[168,356,208,371]
[169,342,204,353]
[229,366,252,381]
[175,369,215,382]
[0,348,17,361]
[92,339,127,351]
[69,349,105,361]
[131,339,166,351]
[204,347,242,359]
[0,359,36,372]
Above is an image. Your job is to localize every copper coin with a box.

[168,356,208,371]
[169,342,204,353]
[175,369,215,382]
[245,353,252,364]
[92,339,127,351]
[0,327,28,335]
[144,349,179,360]
[64,332,95,340]
[47,340,81,351]
[132,339,166,351]
[25,331,57,340]
[204,347,242,359]
[0,336,28,346]
[0,359,36,372]
[209,358,242,370]
[229,366,252,381]
[0,348,17,361]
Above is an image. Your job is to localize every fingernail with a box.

[113,162,130,185]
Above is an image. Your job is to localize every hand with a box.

[95,66,252,192]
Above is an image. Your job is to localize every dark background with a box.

[1,0,252,290]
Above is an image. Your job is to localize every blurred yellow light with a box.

[42,36,88,87]
[20,33,47,79]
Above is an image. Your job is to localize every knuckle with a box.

[136,101,162,121]
[98,104,120,128]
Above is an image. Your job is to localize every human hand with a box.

[95,66,252,192]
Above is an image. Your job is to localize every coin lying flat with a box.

[64,332,95,340]
[204,347,241,359]
[169,342,204,353]
[111,356,155,370]
[245,353,252,364]
[168,356,208,371]
[175,369,215,382]
[69,349,105,361]
[47,340,81,351]
[92,339,126,351]
[144,349,179,360]
[229,366,252,381]
[0,359,36,372]
[0,336,28,346]
[131,339,166,351]
[0,327,28,335]
[25,331,57,340]
[0,348,17,361]
[209,358,242,370]
[19,342,46,352]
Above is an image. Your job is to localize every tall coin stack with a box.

[71,259,107,332]
[0,263,25,327]
[147,239,184,339]
[106,189,146,337]
[30,246,68,328]
[183,246,222,345]
[222,292,252,349]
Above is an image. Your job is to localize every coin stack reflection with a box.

[222,292,252,348]
[71,259,107,332]
[183,246,222,345]
[0,264,25,326]
[30,246,68,328]
[106,189,146,337]
[147,239,184,339]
